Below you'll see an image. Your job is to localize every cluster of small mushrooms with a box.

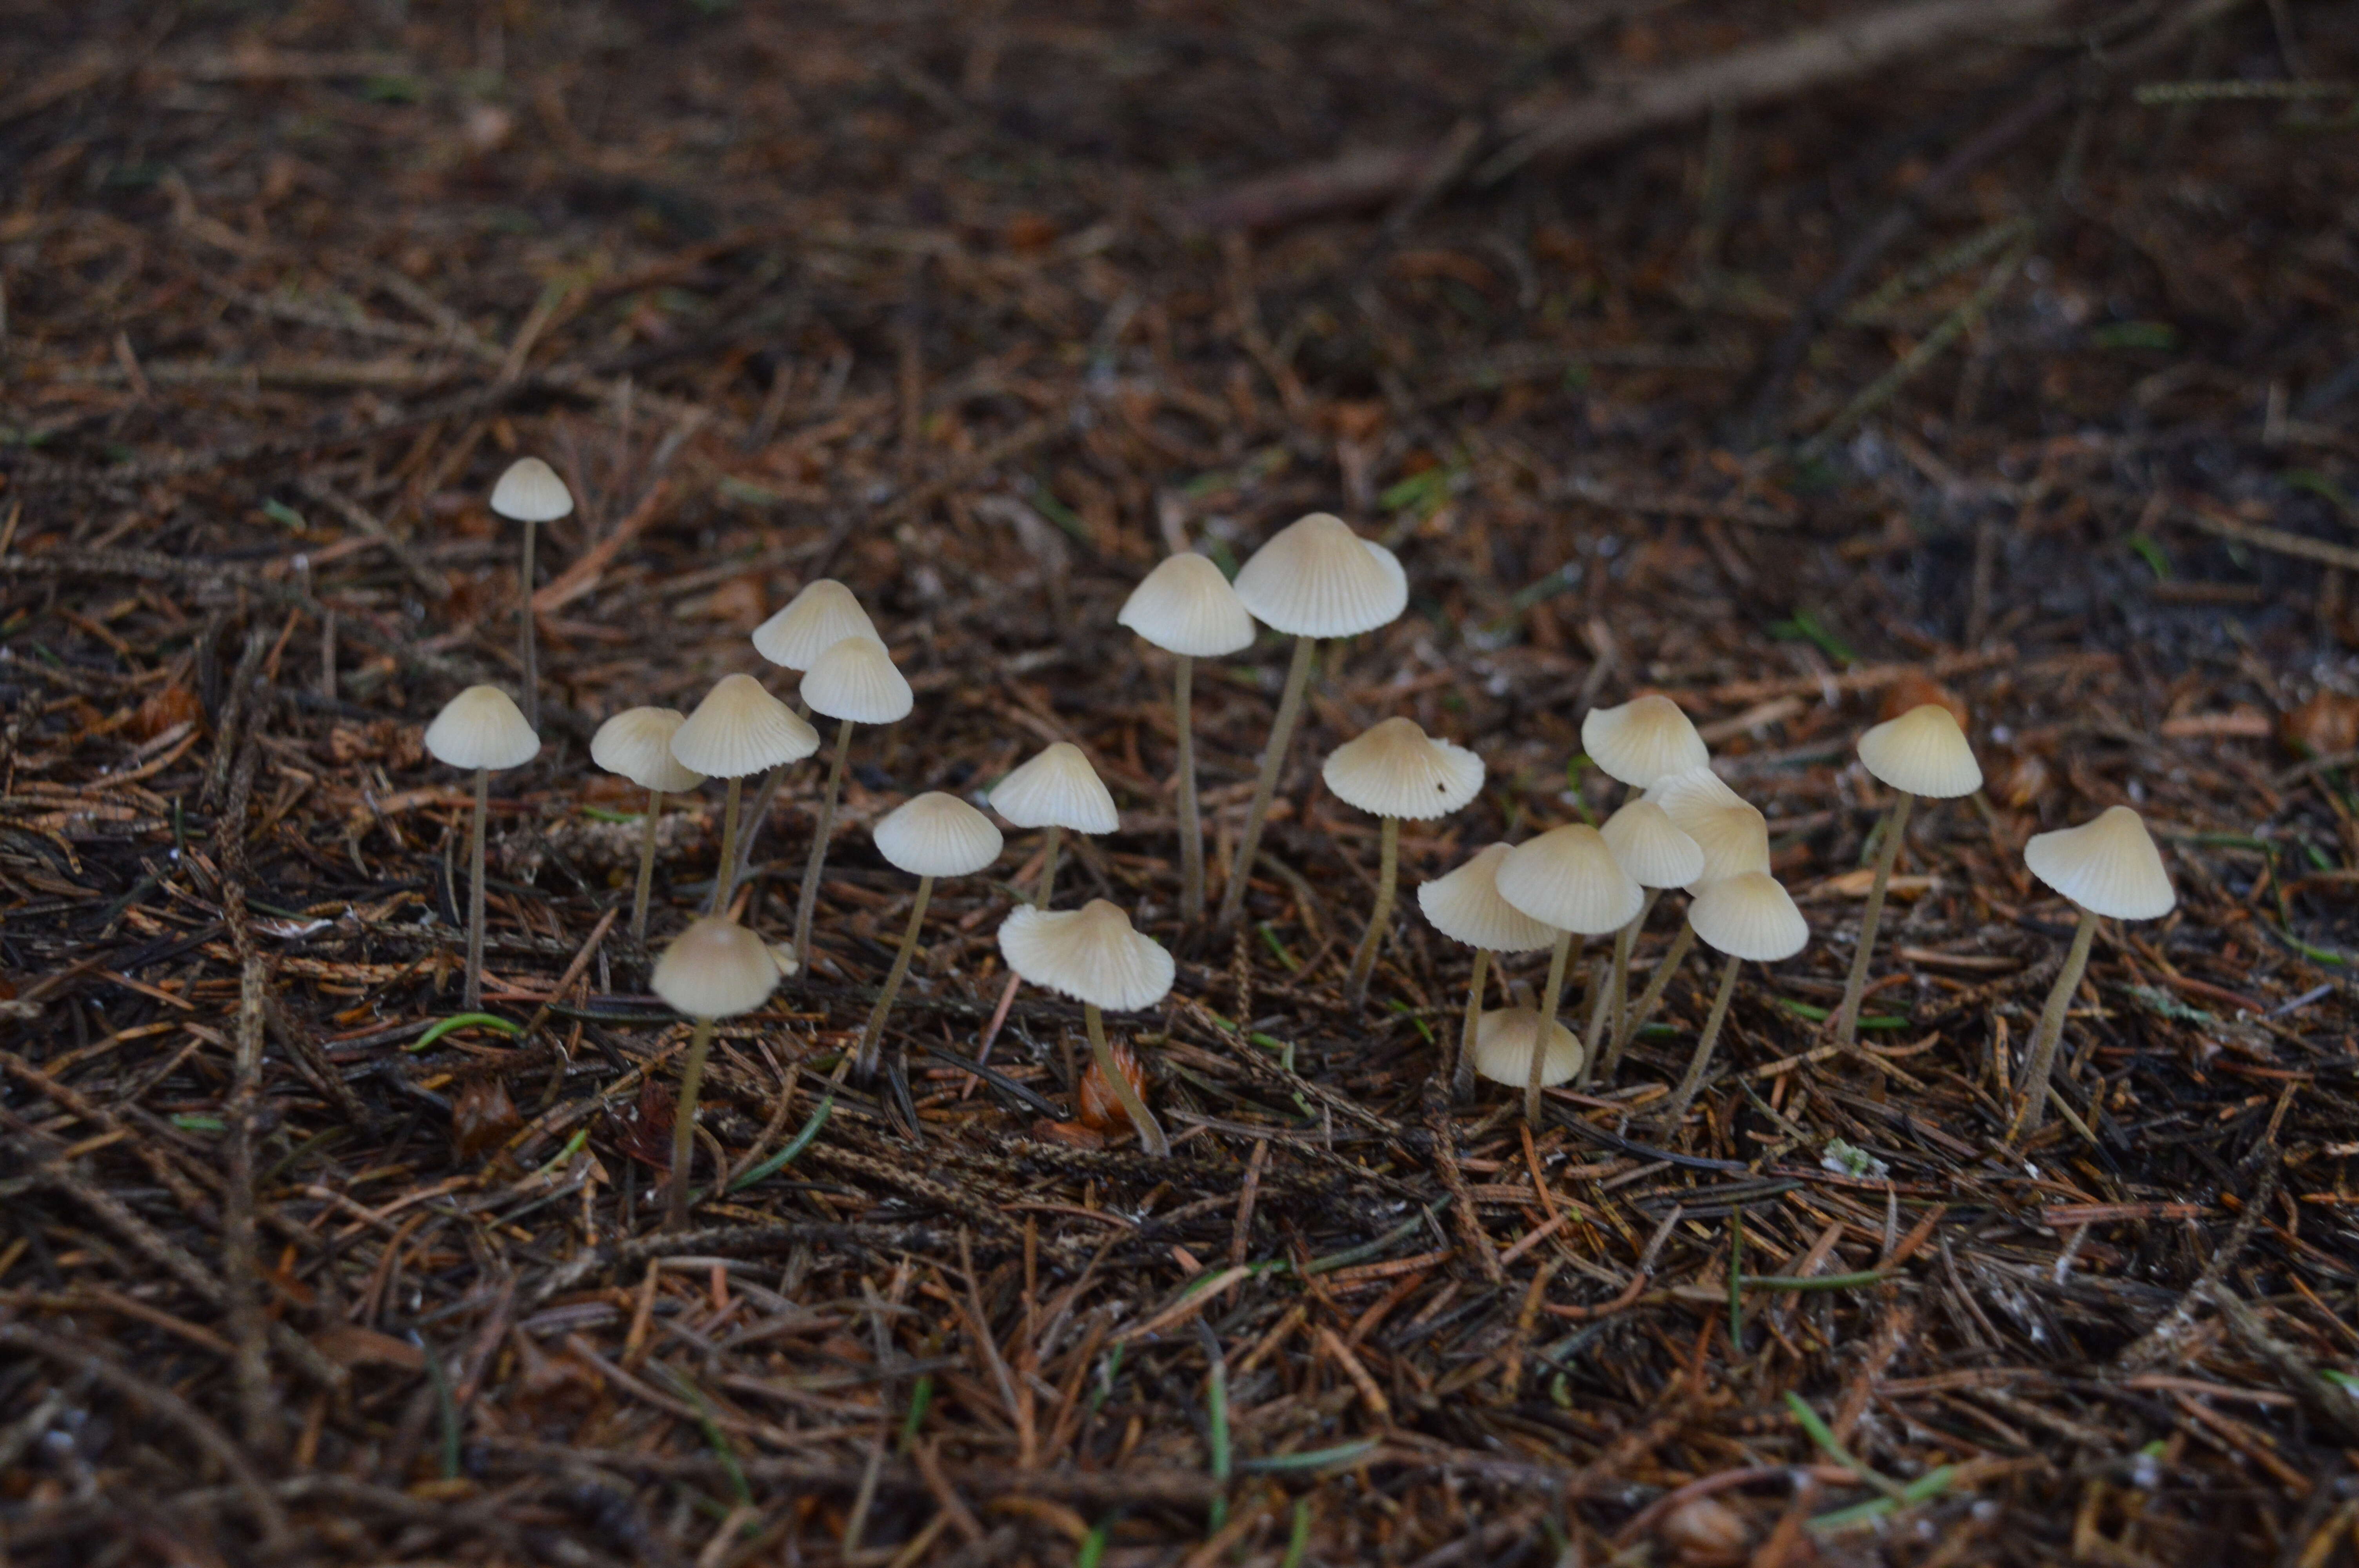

[424,459,2181,1228]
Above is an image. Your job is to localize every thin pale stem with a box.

[1657,953,1741,1133]
[1833,791,1914,1048]
[1527,931,1573,1128]
[1344,815,1399,1007]
[1086,1003,1169,1157]
[1593,889,1661,1085]
[2015,907,2097,1138]
[793,718,857,966]
[666,1015,716,1230]
[1580,953,1612,1082]
[730,765,785,897]
[712,777,743,915]
[464,768,488,1011]
[1453,948,1490,1100]
[519,517,539,731]
[1033,824,1063,909]
[1217,635,1317,929]
[631,789,662,943]
[1623,921,1697,1044]
[1174,655,1205,923]
[857,878,933,1076]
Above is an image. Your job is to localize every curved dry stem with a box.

[1033,823,1063,909]
[519,515,539,731]
[1656,953,1741,1133]
[2015,906,2097,1138]
[1343,815,1399,1007]
[711,776,744,915]
[1174,654,1205,922]
[1217,635,1317,928]
[464,766,489,1011]
[791,717,856,971]
[1086,1003,1169,1157]
[631,788,662,943]
[1527,931,1573,1128]
[1833,791,1914,1048]
[666,1014,716,1230]
[1622,920,1697,1048]
[857,878,933,1076]
[1453,948,1490,1100]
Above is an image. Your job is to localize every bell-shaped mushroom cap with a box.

[1647,766,1770,887]
[1495,824,1645,936]
[425,685,540,771]
[801,636,914,725]
[1417,844,1561,953]
[2025,805,2176,921]
[1231,512,1408,639]
[591,707,705,793]
[1687,872,1809,961]
[1857,704,1983,799]
[1582,695,1708,788]
[751,579,883,671]
[1469,1007,1585,1090]
[1601,799,1704,889]
[988,742,1119,834]
[1322,717,1484,820]
[873,791,1003,879]
[489,457,574,523]
[651,915,780,1019]
[670,674,821,779]
[1118,554,1256,659]
[998,899,1174,1013]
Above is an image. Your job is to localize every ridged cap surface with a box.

[1322,717,1483,820]
[1495,824,1645,935]
[1118,553,1256,658]
[1647,766,1770,887]
[1582,694,1708,787]
[801,636,913,725]
[1417,844,1561,953]
[1601,799,1705,889]
[998,900,1175,1012]
[424,685,540,771]
[1469,1007,1585,1090]
[1857,704,1983,799]
[652,915,780,1019]
[670,674,821,779]
[1687,872,1810,961]
[1231,512,1407,639]
[873,791,1003,879]
[591,707,705,793]
[989,742,1119,834]
[2025,806,2176,920]
[489,457,574,523]
[751,579,883,671]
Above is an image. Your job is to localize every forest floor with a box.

[3,0,2359,1563]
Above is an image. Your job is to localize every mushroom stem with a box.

[1622,921,1697,1046]
[792,718,857,969]
[1656,953,1741,1133]
[1085,1003,1169,1157]
[1592,889,1661,1085]
[1527,931,1574,1127]
[857,877,933,1076]
[1218,635,1318,928]
[1033,824,1063,909]
[631,788,663,944]
[1174,655,1205,923]
[711,777,744,915]
[2015,906,2097,1138]
[665,1014,716,1230]
[464,766,489,1011]
[730,765,785,896]
[1832,791,1914,1049]
[1580,953,1613,1080]
[518,516,539,732]
[1453,948,1490,1100]
[1343,815,1400,1007]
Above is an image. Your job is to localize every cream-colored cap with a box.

[1417,844,1561,953]
[988,742,1119,834]
[1647,766,1770,887]
[873,791,1003,879]
[489,457,574,523]
[1321,717,1483,820]
[1495,824,1644,935]
[1687,871,1809,961]
[1601,799,1704,889]
[591,706,705,793]
[652,914,780,1019]
[1231,512,1407,639]
[2025,805,2176,921]
[998,899,1174,1012]
[670,674,821,779]
[800,636,913,725]
[1583,695,1708,787]
[1857,704,1983,799]
[1118,553,1256,658]
[424,685,540,771]
[1469,1007,1584,1090]
[751,579,883,671]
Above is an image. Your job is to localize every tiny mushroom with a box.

[488,457,573,731]
[1418,844,1561,1097]
[998,899,1176,1156]
[590,706,706,942]
[1494,824,1643,1126]
[1117,552,1256,922]
[857,793,1003,1075]
[1591,798,1703,1083]
[791,636,916,973]
[651,914,780,1229]
[670,674,821,915]
[1581,694,1709,789]
[989,742,1119,909]
[1622,768,1772,1045]
[423,685,540,1011]
[751,579,884,672]
[1323,716,1484,1007]
[1467,1008,1585,1096]
[1654,870,1809,1131]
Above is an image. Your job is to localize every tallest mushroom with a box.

[1218,513,1407,929]
[489,458,573,733]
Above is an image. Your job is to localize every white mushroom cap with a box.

[2025,805,2176,921]
[998,899,1174,1013]
[1118,554,1256,659]
[1687,871,1809,961]
[800,636,914,725]
[591,707,705,793]
[1231,512,1408,639]
[1417,844,1561,953]
[1469,1008,1584,1091]
[988,742,1119,834]
[873,791,1003,879]
[489,457,574,523]
[751,579,884,671]
[670,674,821,779]
[1321,717,1483,820]
[651,914,780,1019]
[1857,704,1983,799]
[1582,695,1708,788]
[1495,824,1645,936]
[1646,766,1770,887]
[424,686,540,771]
[1601,799,1705,889]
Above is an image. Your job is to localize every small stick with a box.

[1527,931,1574,1127]
[666,1016,716,1229]
[793,717,857,969]
[1657,953,1741,1132]
[1085,1003,1169,1157]
[1452,949,1490,1099]
[464,766,489,1011]
[857,878,934,1075]
[1832,791,1914,1048]
[1343,815,1400,1007]
[1218,635,1317,928]
[1174,654,1205,922]
[631,788,663,943]
[2014,907,2097,1138]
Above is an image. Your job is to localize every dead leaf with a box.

[312,1323,426,1371]
[452,1076,522,1160]
[134,682,203,741]
[1988,750,2050,810]
[1076,1037,1144,1132]
[1030,1117,1109,1149]
[614,1076,674,1168]
[2282,690,2359,759]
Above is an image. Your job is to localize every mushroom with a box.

[1219,512,1408,927]
[998,899,1176,1156]
[1494,824,1643,1126]
[1417,845,1561,1097]
[423,686,540,1011]
[989,742,1119,909]
[1830,704,1982,1048]
[1116,552,1256,922]
[1655,870,1809,1132]
[669,674,820,915]
[1322,717,1483,1006]
[790,636,916,974]
[1465,1008,1585,1096]
[488,457,573,732]
[2016,806,2174,1136]
[650,913,780,1229]
[1620,767,1771,1047]
[856,792,1003,1076]
[752,578,884,672]
[1581,694,1709,789]
[1590,799,1703,1083]
[589,706,706,942]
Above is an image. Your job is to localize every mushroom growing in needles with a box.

[1580,694,1710,1080]
[488,457,573,732]
[792,635,914,974]
[857,791,1003,1076]
[590,706,705,943]
[423,685,540,1011]
[1418,844,1561,1098]
[1654,869,1809,1132]
[998,899,1177,1157]
[651,913,780,1229]
[669,674,819,915]
[1494,824,1642,1127]
[989,742,1119,909]
[1323,716,1483,1007]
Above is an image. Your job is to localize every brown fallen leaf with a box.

[134,682,203,741]
[452,1076,522,1160]
[312,1323,426,1371]
[2282,690,2359,759]
[1076,1036,1145,1133]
